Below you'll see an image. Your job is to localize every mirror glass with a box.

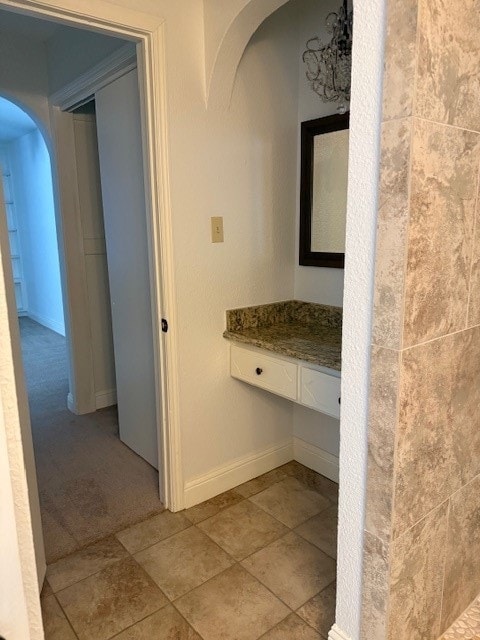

[311,129,349,254]
[299,113,349,268]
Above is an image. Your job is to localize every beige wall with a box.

[362,0,480,637]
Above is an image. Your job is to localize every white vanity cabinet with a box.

[230,343,341,418]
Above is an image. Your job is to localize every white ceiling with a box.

[0,97,37,144]
[0,9,60,41]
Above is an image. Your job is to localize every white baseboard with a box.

[328,624,352,640]
[95,388,117,409]
[184,439,294,508]
[28,311,65,336]
[68,390,115,414]
[293,437,339,483]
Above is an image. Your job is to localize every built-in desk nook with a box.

[223,301,342,418]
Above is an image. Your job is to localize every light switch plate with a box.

[211,216,224,243]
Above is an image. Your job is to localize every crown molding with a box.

[49,42,136,111]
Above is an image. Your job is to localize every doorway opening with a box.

[0,92,163,564]
[0,13,167,566]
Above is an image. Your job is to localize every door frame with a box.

[0,0,184,518]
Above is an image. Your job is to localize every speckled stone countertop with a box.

[223,300,342,371]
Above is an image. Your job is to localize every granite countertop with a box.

[223,300,342,371]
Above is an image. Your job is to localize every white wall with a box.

[0,30,50,136]
[294,0,347,306]
[336,0,386,636]
[72,112,116,407]
[8,129,65,335]
[293,0,350,473]
[0,405,32,640]
[0,162,44,640]
[179,1,302,487]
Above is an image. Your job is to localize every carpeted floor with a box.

[19,317,164,564]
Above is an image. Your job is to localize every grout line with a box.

[392,494,450,542]
[401,324,479,352]
[438,498,451,637]
[46,504,167,566]
[51,555,127,595]
[412,115,480,137]
[106,602,170,639]
[410,0,421,126]
[168,599,208,639]
[52,591,84,640]
[45,592,79,640]
[465,157,480,329]
[236,555,297,614]
[398,108,414,351]
[118,520,195,555]
[392,472,480,543]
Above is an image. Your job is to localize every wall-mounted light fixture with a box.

[302,0,353,114]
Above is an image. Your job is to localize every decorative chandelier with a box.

[302,0,353,113]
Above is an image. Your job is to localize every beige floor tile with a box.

[250,478,330,528]
[260,613,322,639]
[175,564,289,640]
[296,582,336,638]
[116,510,192,554]
[134,526,234,600]
[295,505,338,559]
[198,500,288,560]
[56,557,167,640]
[184,490,244,524]
[112,604,201,639]
[242,532,336,609]
[281,463,339,504]
[42,594,77,640]
[235,468,288,498]
[47,536,129,593]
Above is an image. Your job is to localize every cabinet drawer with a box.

[230,344,298,400]
[300,367,341,418]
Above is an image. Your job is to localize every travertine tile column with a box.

[362,0,480,638]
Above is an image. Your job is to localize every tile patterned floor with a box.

[41,461,338,640]
[441,596,480,639]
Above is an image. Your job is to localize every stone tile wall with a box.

[362,0,480,637]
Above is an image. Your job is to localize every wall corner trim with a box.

[50,42,137,111]
[67,392,76,414]
[328,624,353,640]
[95,388,117,410]
[183,439,294,508]
[293,436,339,483]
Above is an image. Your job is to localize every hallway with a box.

[20,317,164,563]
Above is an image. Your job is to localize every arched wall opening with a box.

[0,95,66,340]
[205,0,291,110]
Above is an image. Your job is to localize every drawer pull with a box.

[338,397,341,404]
[255,367,263,376]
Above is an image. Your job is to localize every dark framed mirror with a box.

[299,112,350,268]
